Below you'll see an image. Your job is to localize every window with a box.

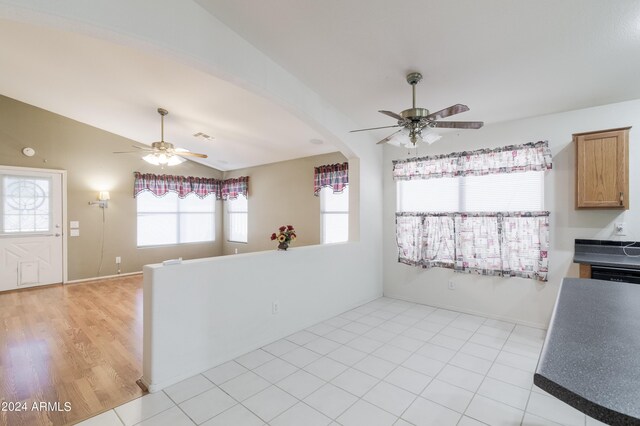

[1,175,51,234]
[320,186,349,244]
[397,170,544,212]
[393,141,552,281]
[137,191,215,247]
[227,194,248,243]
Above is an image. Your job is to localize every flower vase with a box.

[277,242,289,251]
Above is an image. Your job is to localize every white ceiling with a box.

[2,2,640,170]
[197,0,640,135]
[0,19,335,171]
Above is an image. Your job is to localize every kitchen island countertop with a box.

[534,278,640,425]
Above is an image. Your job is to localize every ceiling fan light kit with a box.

[352,72,484,146]
[386,128,442,147]
[143,151,185,166]
[114,107,208,166]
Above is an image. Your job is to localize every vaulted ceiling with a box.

[1,1,639,169]
[197,0,640,127]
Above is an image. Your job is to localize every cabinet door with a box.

[575,128,629,209]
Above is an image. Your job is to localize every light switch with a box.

[70,229,80,237]
[70,221,80,229]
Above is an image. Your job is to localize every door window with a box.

[1,175,52,234]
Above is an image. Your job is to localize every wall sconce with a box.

[89,191,110,208]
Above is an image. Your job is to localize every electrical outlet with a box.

[272,301,280,314]
[448,280,455,290]
[615,222,627,236]
[115,256,121,264]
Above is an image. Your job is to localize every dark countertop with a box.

[574,240,640,269]
[534,278,640,425]
[573,253,640,269]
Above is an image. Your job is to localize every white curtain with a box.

[396,212,549,281]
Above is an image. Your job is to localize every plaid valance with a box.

[393,141,552,181]
[134,172,249,200]
[314,162,349,195]
[133,172,222,199]
[221,176,249,200]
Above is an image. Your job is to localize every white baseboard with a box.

[384,293,548,330]
[64,271,142,284]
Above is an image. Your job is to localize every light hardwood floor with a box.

[0,275,144,426]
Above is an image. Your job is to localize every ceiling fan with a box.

[114,108,208,166]
[351,72,484,146]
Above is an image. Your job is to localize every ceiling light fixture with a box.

[351,72,483,146]
[142,152,185,166]
[387,128,442,146]
[114,109,208,166]
[141,108,187,166]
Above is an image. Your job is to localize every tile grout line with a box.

[184,300,507,425]
[402,307,494,423]
[113,408,126,426]
[284,300,407,422]
[228,324,377,424]
[460,324,554,425]
[169,375,225,426]
[126,391,179,426]
[325,299,424,424]
[322,300,465,423]
[460,320,524,425]
[307,298,525,425]
[370,300,545,424]
[287,298,420,423]
[127,297,550,426]
[376,301,518,425]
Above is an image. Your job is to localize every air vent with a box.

[193,132,214,140]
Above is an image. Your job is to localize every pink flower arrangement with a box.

[270,225,296,245]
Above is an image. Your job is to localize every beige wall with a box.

[0,95,224,281]
[0,95,351,280]
[223,152,347,255]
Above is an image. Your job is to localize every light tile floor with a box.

[77,297,608,426]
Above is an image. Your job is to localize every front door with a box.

[0,167,64,291]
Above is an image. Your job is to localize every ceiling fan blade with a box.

[350,124,402,133]
[425,104,470,121]
[376,130,403,144]
[378,110,405,121]
[433,121,484,129]
[115,145,156,153]
[175,152,208,158]
[113,150,153,154]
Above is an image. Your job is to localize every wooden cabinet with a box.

[575,127,630,209]
[579,264,591,279]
